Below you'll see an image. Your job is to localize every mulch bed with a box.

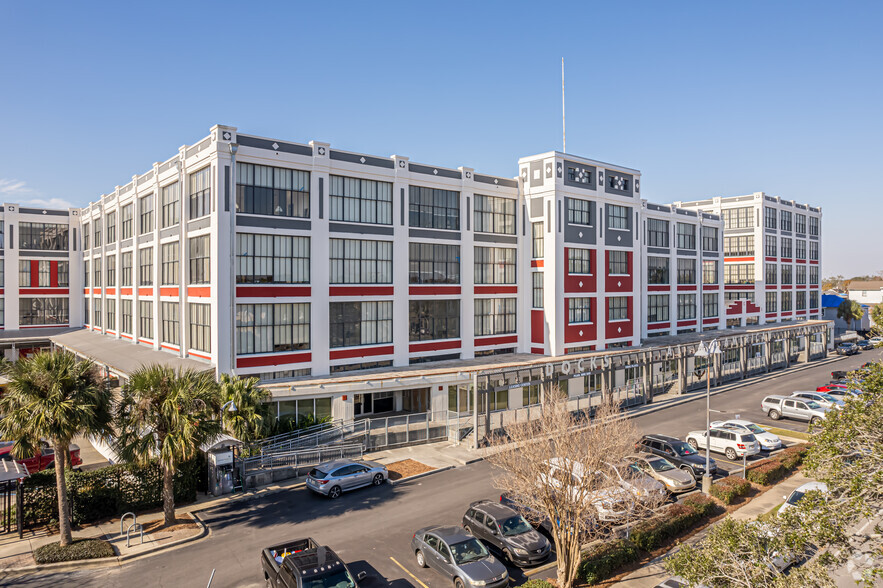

[385,459,435,481]
[140,515,198,534]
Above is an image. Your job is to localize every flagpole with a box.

[561,57,566,153]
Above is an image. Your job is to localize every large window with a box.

[724,235,754,257]
[532,273,543,308]
[766,292,778,313]
[810,266,819,285]
[409,186,459,230]
[189,235,210,285]
[569,248,592,275]
[809,216,819,236]
[796,265,807,285]
[648,294,669,323]
[676,223,696,249]
[121,299,132,334]
[139,194,154,235]
[607,204,629,230]
[796,290,807,310]
[702,260,718,284]
[106,211,116,242]
[121,251,133,286]
[677,258,696,284]
[796,214,806,234]
[93,258,101,287]
[139,301,153,339]
[474,195,516,234]
[236,234,310,284]
[781,237,793,258]
[189,303,211,353]
[161,182,180,228]
[329,301,393,348]
[329,175,392,225]
[780,210,792,232]
[19,223,69,250]
[84,260,89,287]
[106,255,116,287]
[236,163,309,218]
[532,222,544,258]
[795,240,806,260]
[677,294,697,320]
[139,247,153,286]
[161,242,179,285]
[161,302,180,345]
[58,260,69,287]
[189,167,212,220]
[647,256,669,285]
[765,263,778,284]
[647,218,669,247]
[781,264,793,284]
[608,296,628,321]
[701,226,718,252]
[809,241,819,261]
[409,300,460,341]
[93,299,101,327]
[330,239,392,284]
[18,260,69,287]
[703,293,718,318]
[106,300,115,332]
[568,298,592,324]
[475,247,516,284]
[810,291,819,309]
[83,224,89,249]
[20,298,69,325]
[121,204,133,239]
[408,243,460,284]
[93,222,101,247]
[764,207,777,229]
[724,263,753,285]
[781,291,792,311]
[236,303,311,354]
[608,250,628,275]
[566,198,592,226]
[474,298,516,336]
[722,207,753,229]
[765,235,777,257]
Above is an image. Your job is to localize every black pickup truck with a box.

[261,538,366,588]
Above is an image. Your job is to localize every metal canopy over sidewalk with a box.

[50,329,215,378]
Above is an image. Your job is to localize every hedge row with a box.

[578,495,718,584]
[746,443,809,486]
[22,455,205,528]
[520,581,555,588]
[709,476,752,505]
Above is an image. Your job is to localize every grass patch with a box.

[757,503,783,522]
[764,426,811,441]
[34,538,115,564]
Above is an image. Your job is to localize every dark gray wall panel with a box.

[646,246,669,255]
[603,170,634,198]
[330,222,393,236]
[187,217,211,232]
[529,197,543,219]
[474,174,517,188]
[237,135,313,156]
[236,216,311,231]
[562,160,597,191]
[529,161,543,188]
[160,227,178,240]
[677,249,697,257]
[564,222,597,245]
[474,233,517,244]
[333,151,395,169]
[408,163,460,178]
[408,228,461,241]
[20,208,69,217]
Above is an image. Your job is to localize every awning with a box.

[201,434,242,453]
[0,459,29,484]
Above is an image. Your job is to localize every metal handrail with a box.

[120,512,136,536]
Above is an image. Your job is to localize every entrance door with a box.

[354,393,373,416]
[402,388,429,413]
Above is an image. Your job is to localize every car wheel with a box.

[725,448,737,460]
[372,473,384,486]
[328,486,342,499]
[681,465,696,479]
[687,438,699,450]
[769,409,781,420]
[415,549,427,568]
[265,576,272,588]
[454,578,466,588]
[811,416,822,425]
[502,548,512,563]
[463,524,472,535]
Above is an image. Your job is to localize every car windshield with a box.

[744,423,765,434]
[817,393,837,402]
[309,468,328,479]
[449,538,490,564]
[671,441,697,456]
[647,458,675,472]
[806,401,822,409]
[786,490,806,505]
[499,515,533,536]
[304,570,356,588]
[740,433,757,442]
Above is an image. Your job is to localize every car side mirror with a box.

[782,495,787,500]
[491,529,498,535]
[357,571,367,581]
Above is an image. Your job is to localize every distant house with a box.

[822,294,870,335]
[848,280,883,305]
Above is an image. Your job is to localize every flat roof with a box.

[50,329,215,376]
[0,327,77,347]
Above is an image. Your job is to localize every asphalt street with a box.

[4,348,879,588]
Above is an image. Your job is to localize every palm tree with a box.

[219,374,269,443]
[114,365,221,527]
[836,298,864,330]
[0,351,112,546]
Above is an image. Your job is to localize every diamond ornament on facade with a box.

[579,281,584,288]
[272,142,279,150]
[360,157,366,164]
[579,330,584,337]
[433,169,438,175]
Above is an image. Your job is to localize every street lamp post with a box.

[694,339,721,494]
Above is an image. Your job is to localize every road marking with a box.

[390,556,430,588]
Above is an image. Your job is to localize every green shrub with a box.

[520,581,555,588]
[775,444,808,469]
[34,539,115,564]
[746,460,789,486]
[630,494,720,552]
[681,494,717,517]
[709,476,752,505]
[578,539,640,584]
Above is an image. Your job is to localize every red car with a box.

[817,383,849,393]
[0,441,82,474]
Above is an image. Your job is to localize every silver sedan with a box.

[305,459,388,499]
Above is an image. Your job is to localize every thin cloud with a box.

[16,197,76,209]
[0,179,75,209]
[0,178,35,195]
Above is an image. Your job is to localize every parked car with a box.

[761,395,828,424]
[261,537,366,588]
[540,458,634,521]
[710,420,782,451]
[305,459,388,499]
[778,481,829,516]
[836,342,859,356]
[790,391,845,410]
[624,454,696,493]
[856,339,874,351]
[0,440,82,474]
[412,525,509,588]
[686,427,760,461]
[869,337,883,347]
[817,383,863,397]
[605,461,667,502]
[635,434,717,479]
[462,500,551,566]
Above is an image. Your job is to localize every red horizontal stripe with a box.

[676,320,697,327]
[765,257,777,262]
[160,344,180,352]
[121,333,133,340]
[724,285,755,290]
[329,345,395,360]
[188,351,212,360]
[120,288,133,296]
[766,285,777,290]
[703,318,718,324]
[236,352,312,368]
[530,260,544,268]
[676,285,697,291]
[781,311,793,316]
[408,340,461,353]
[703,285,719,291]
[765,313,777,318]
[408,286,461,296]
[138,288,153,297]
[21,324,69,329]
[20,288,70,295]
[106,330,116,336]
[330,286,394,297]
[187,287,211,297]
[138,338,153,345]
[809,260,819,265]
[159,288,179,297]
[236,286,311,298]
[724,256,755,262]
[106,288,116,296]
[531,347,545,355]
[647,285,670,292]
[795,259,806,263]
[474,335,518,347]
[647,323,670,330]
[474,285,517,295]
[781,258,792,263]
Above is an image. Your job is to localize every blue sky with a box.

[1,1,880,277]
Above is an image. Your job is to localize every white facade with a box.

[848,281,883,306]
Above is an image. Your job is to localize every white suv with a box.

[686,427,760,460]
[710,419,782,451]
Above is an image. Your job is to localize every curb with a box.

[388,465,453,486]
[2,512,209,575]
[187,482,307,514]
